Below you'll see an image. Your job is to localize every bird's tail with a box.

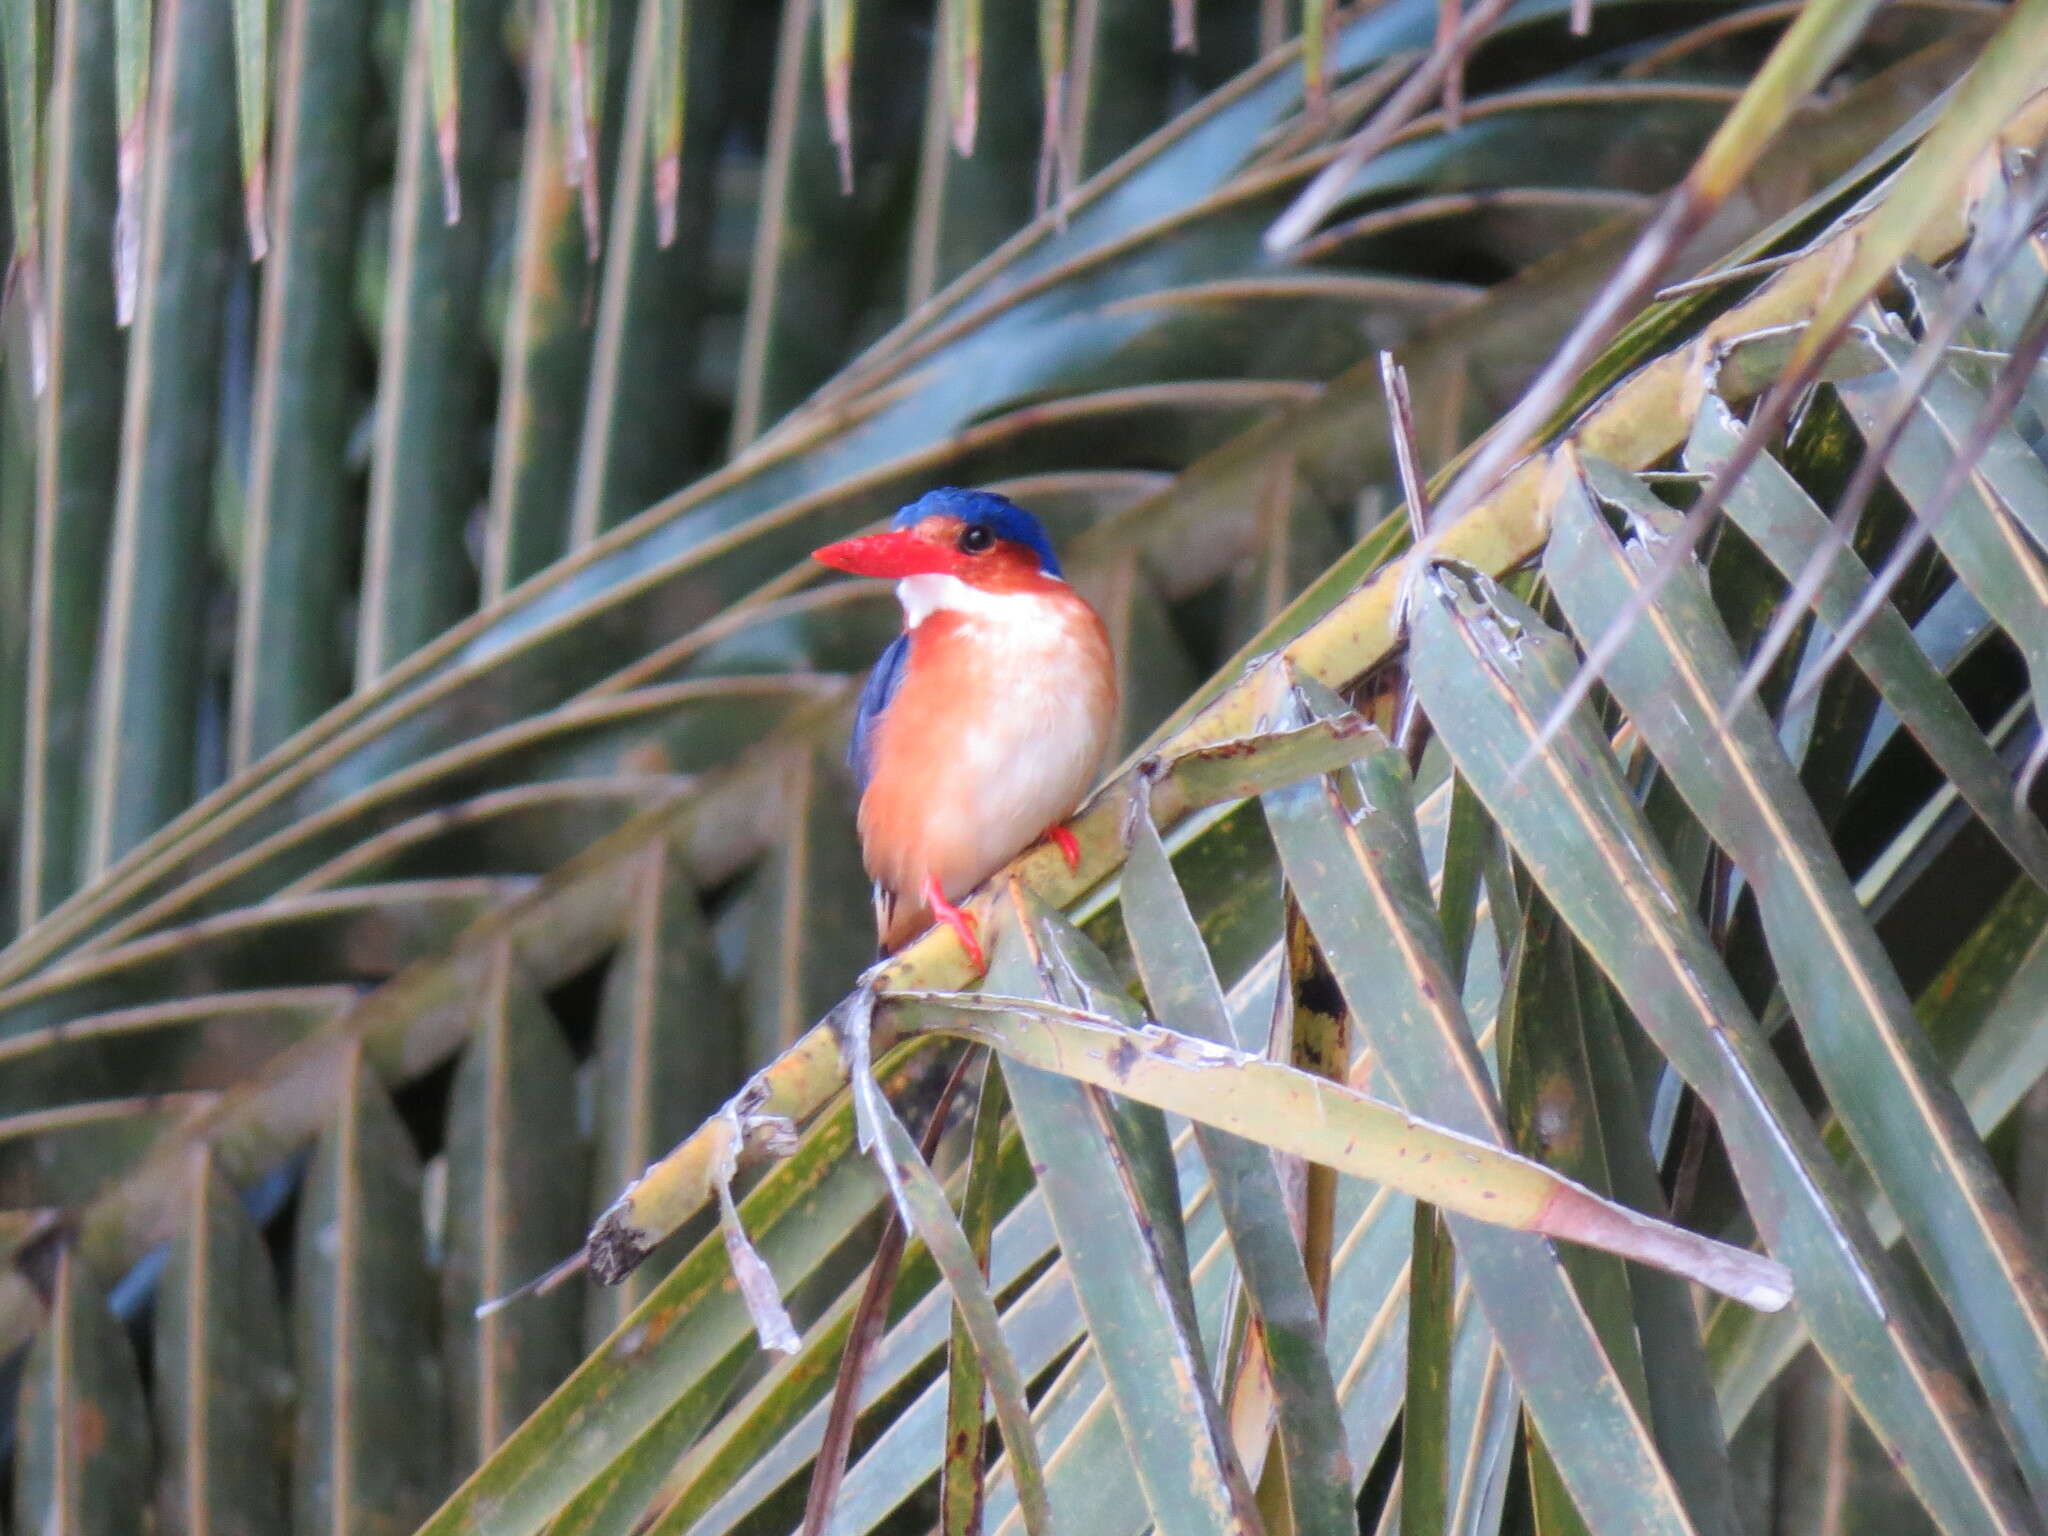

[872,882,930,957]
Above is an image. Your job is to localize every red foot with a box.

[1047,825,1081,873]
[921,875,985,971]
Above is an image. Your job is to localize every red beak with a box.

[811,530,948,579]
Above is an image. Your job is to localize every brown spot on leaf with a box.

[1532,1073,1583,1159]
[73,1402,107,1457]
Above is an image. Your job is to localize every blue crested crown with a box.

[893,487,1063,577]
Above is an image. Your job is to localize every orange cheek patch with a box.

[901,515,1059,590]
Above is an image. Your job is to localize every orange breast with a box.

[857,594,1116,940]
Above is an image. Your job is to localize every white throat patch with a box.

[896,572,1063,628]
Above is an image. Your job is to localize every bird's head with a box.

[812,488,1064,593]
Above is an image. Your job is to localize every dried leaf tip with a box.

[1437,0,1465,128]
[566,37,601,257]
[654,155,682,247]
[824,0,855,195]
[1540,1185,1795,1312]
[715,1096,800,1354]
[427,0,461,225]
[650,0,688,246]
[950,69,979,158]
[471,1249,587,1319]
[942,0,982,156]
[243,158,269,261]
[1035,0,1071,218]
[113,130,144,326]
[437,114,462,225]
[829,91,855,196]
[1303,0,1330,109]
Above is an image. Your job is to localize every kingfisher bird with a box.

[812,488,1118,971]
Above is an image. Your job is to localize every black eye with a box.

[958,524,996,555]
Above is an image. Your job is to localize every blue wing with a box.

[848,632,910,792]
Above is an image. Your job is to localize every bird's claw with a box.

[921,876,987,972]
[1047,825,1081,873]
[941,908,986,972]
